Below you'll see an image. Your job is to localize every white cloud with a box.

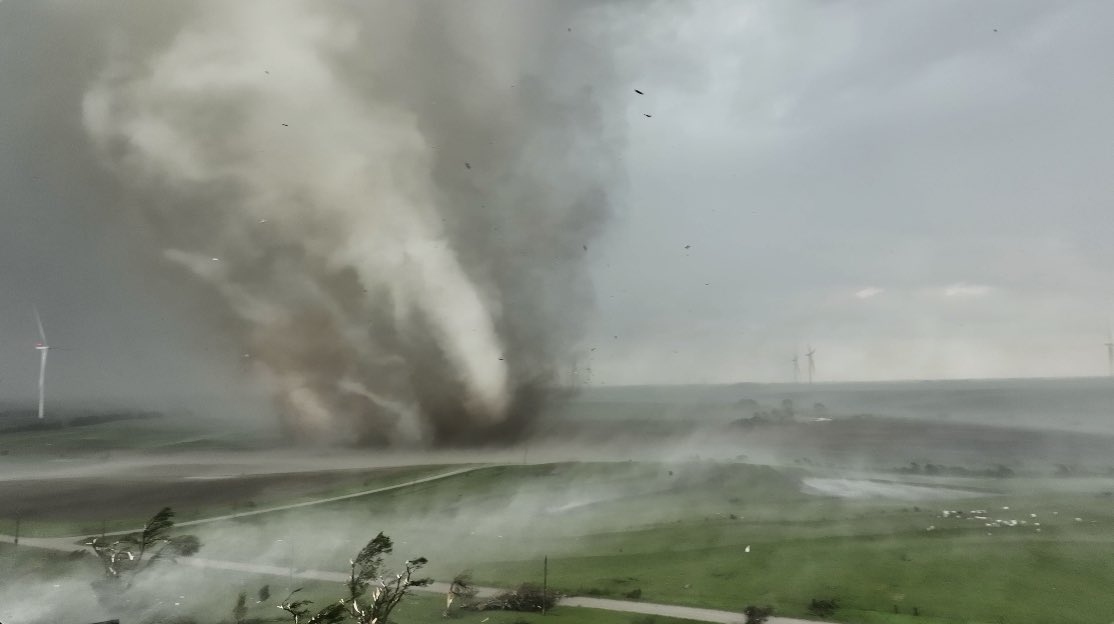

[943,283,992,298]
[855,287,885,299]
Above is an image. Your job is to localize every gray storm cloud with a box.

[81,0,623,445]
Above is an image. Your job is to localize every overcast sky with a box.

[584,0,1114,384]
[1,0,1113,409]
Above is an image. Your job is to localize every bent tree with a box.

[84,507,201,613]
[279,532,431,624]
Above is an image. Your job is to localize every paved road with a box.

[1,464,824,624]
[174,464,491,529]
[1,539,822,624]
[1,464,493,551]
[178,556,820,624]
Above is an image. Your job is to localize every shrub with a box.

[743,605,774,624]
[807,598,839,617]
[478,583,559,612]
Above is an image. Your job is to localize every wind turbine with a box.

[33,308,51,419]
[1105,327,1114,379]
[805,345,816,384]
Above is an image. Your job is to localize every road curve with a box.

[1,464,826,624]
[180,556,821,624]
[0,545,824,624]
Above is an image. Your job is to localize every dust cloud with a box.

[78,0,626,446]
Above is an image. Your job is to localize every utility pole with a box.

[289,540,295,589]
[14,515,20,546]
[541,556,548,615]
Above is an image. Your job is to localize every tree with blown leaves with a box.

[445,571,479,615]
[85,507,201,585]
[233,591,248,624]
[279,532,431,624]
[279,588,346,624]
[83,507,201,613]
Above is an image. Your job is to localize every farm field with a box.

[3,382,1114,623]
[185,461,1114,624]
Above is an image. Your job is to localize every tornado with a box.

[80,0,625,445]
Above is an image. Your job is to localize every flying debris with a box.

[643,113,652,118]
[281,123,289,127]
[744,545,751,553]
[464,162,471,169]
[684,244,691,249]
[634,89,644,95]
[583,245,588,251]
[211,257,220,261]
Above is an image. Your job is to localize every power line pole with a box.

[542,555,548,616]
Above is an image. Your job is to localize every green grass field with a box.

[5,408,1114,624]
[0,414,278,455]
[0,544,701,624]
[191,462,1114,624]
[0,463,465,538]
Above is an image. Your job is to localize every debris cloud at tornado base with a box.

[79,0,625,446]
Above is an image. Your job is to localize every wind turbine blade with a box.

[34,306,47,344]
[38,348,48,419]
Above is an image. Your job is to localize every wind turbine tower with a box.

[33,308,51,419]
[791,353,800,383]
[805,345,816,384]
[1105,329,1114,379]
